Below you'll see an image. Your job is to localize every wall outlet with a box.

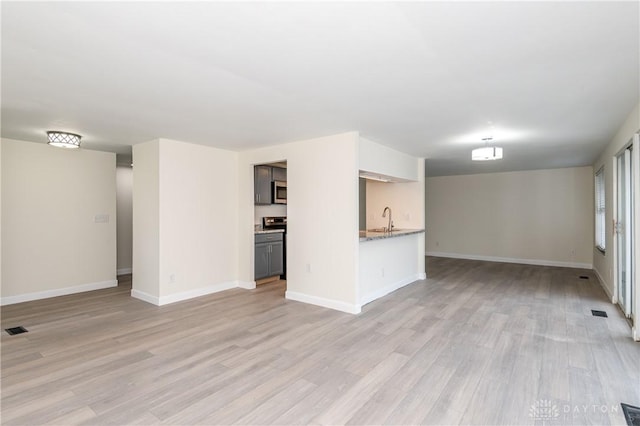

[169,274,176,284]
[381,267,385,277]
[435,241,439,247]
[405,212,411,220]
[306,264,311,273]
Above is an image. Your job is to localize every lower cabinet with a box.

[255,233,284,280]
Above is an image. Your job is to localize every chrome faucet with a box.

[382,206,393,232]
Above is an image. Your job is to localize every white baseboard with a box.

[425,251,592,269]
[159,281,237,305]
[117,267,132,275]
[0,280,118,306]
[130,289,160,305]
[633,326,639,342]
[285,291,361,315]
[592,267,616,303]
[237,281,256,290]
[360,273,425,307]
[132,280,254,306]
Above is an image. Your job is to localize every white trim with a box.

[0,280,118,306]
[593,266,616,303]
[131,281,253,306]
[131,289,160,305]
[285,291,361,314]
[425,252,592,269]
[158,281,237,305]
[633,326,639,342]
[360,273,426,307]
[117,267,132,275]
[237,281,256,290]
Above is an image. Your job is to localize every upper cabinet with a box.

[272,167,287,182]
[254,165,272,205]
[254,165,287,205]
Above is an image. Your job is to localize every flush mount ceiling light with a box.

[471,124,503,161]
[472,145,503,161]
[47,131,81,149]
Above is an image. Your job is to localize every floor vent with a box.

[621,403,640,426]
[579,275,589,280]
[591,310,608,318]
[5,326,28,335]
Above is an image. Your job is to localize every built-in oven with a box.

[273,181,287,204]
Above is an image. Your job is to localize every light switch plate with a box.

[94,214,109,223]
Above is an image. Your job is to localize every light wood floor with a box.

[2,258,639,425]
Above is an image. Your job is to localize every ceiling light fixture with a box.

[472,145,503,161]
[472,123,503,161]
[47,131,81,149]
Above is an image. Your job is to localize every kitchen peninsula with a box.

[358,138,426,310]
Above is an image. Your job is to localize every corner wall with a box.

[425,166,594,268]
[238,132,360,313]
[1,138,117,305]
[132,139,240,305]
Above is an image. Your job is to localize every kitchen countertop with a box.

[359,228,425,242]
[255,229,285,235]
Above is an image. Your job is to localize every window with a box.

[595,167,605,252]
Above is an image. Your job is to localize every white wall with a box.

[132,139,240,305]
[360,137,419,181]
[591,101,639,340]
[425,166,594,268]
[116,166,133,274]
[1,138,117,305]
[239,132,360,313]
[158,139,239,302]
[360,234,424,305]
[132,140,160,300]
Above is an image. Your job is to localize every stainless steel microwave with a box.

[273,181,287,204]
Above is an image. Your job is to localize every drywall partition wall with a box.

[132,140,160,303]
[132,139,240,305]
[1,138,117,305]
[591,101,640,340]
[157,139,239,303]
[238,132,360,313]
[116,166,133,274]
[425,166,594,268]
[359,137,418,181]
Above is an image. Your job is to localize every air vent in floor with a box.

[579,275,589,279]
[591,310,608,318]
[5,326,28,335]
[621,403,640,426]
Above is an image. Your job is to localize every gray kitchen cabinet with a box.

[254,165,272,205]
[272,167,287,182]
[255,233,284,279]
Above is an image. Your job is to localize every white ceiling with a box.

[2,2,638,176]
